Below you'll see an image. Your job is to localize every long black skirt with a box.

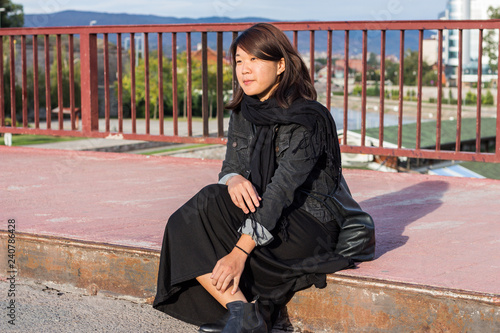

[153,184,352,326]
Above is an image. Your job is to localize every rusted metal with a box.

[287,275,500,332]
[326,30,332,111]
[0,21,499,163]
[341,145,498,163]
[21,35,27,128]
[497,31,500,160]
[0,20,499,36]
[117,33,123,134]
[397,30,404,149]
[416,30,423,150]
[158,33,164,135]
[379,30,385,147]
[361,30,367,147]
[171,32,178,136]
[0,36,3,127]
[456,29,463,151]
[202,32,209,137]
[437,30,443,151]
[44,35,51,130]
[130,32,136,134]
[0,231,160,300]
[186,32,192,137]
[79,33,99,133]
[476,29,483,153]
[217,31,224,137]
[56,34,63,129]
[0,125,227,144]
[343,30,349,145]
[144,32,150,135]
[103,33,110,132]
[33,35,39,129]
[69,35,76,130]
[231,31,238,94]
[309,30,315,84]
[9,35,16,128]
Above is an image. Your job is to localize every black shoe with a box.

[221,300,267,333]
[198,312,229,333]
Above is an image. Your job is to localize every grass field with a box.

[0,134,84,146]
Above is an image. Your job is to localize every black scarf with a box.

[240,94,342,196]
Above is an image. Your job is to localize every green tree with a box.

[49,45,81,110]
[176,52,232,118]
[2,64,22,120]
[384,59,399,85]
[422,69,438,86]
[118,50,233,119]
[2,36,81,121]
[482,90,494,106]
[465,91,477,105]
[0,0,24,28]
[368,52,378,67]
[484,6,500,72]
[120,53,174,119]
[403,49,434,86]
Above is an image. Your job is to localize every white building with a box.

[423,35,439,65]
[439,0,499,85]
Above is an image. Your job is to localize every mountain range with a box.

[24,10,434,57]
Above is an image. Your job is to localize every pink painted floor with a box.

[2,146,500,296]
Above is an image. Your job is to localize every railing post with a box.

[496,27,500,162]
[79,32,99,134]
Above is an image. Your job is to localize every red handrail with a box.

[0,20,498,162]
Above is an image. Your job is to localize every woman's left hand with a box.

[210,248,247,295]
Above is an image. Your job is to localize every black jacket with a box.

[219,101,375,262]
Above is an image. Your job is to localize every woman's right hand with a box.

[226,175,261,214]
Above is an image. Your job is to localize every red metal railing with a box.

[0,20,499,162]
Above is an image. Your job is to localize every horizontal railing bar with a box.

[0,127,227,144]
[341,145,499,163]
[1,20,499,36]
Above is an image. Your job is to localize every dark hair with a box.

[225,23,316,110]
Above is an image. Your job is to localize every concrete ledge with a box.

[0,232,159,301]
[287,275,500,332]
[2,231,499,332]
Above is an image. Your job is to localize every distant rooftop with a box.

[354,117,497,149]
[349,117,499,180]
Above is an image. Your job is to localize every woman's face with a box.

[235,46,285,101]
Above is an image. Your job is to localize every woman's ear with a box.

[277,58,285,75]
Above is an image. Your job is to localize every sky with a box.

[18,0,449,21]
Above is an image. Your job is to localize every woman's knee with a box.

[197,184,227,200]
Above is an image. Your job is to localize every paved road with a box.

[1,278,198,333]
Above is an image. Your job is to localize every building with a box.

[439,0,499,86]
[423,35,439,66]
[192,43,230,66]
[335,58,364,74]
